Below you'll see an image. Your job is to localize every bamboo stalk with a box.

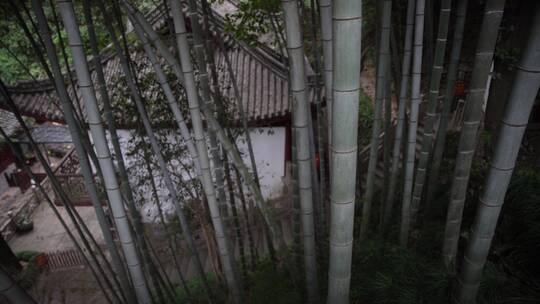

[0,89,120,304]
[55,1,151,301]
[427,0,469,207]
[281,0,320,301]
[327,0,362,302]
[400,0,426,247]
[170,1,242,302]
[319,0,332,145]
[360,0,392,240]
[382,0,416,233]
[410,0,453,228]
[455,5,540,302]
[185,0,229,230]
[32,1,134,301]
[98,1,214,299]
[233,165,258,269]
[122,0,283,250]
[443,0,505,268]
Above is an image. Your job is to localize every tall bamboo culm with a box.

[327,0,362,302]
[87,1,170,299]
[360,0,392,240]
[32,1,134,301]
[123,0,282,247]
[319,0,332,144]
[455,6,540,302]
[442,0,505,268]
[409,0,452,226]
[170,1,242,302]
[281,0,320,302]
[99,1,214,299]
[382,0,416,232]
[185,0,229,222]
[426,0,468,208]
[400,0,426,247]
[55,1,151,302]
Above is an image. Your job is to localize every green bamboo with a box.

[170,1,242,302]
[200,0,261,191]
[84,0,168,299]
[123,0,283,249]
[98,0,214,299]
[224,153,248,282]
[455,6,540,302]
[426,0,468,206]
[47,0,84,119]
[442,0,505,268]
[409,0,453,226]
[400,0,426,247]
[32,1,134,301]
[143,148,192,299]
[381,63,392,225]
[185,0,229,228]
[281,0,320,301]
[128,14,201,178]
[12,2,127,299]
[290,127,304,287]
[309,0,328,244]
[121,0,184,84]
[55,1,151,301]
[327,0,362,302]
[233,165,258,269]
[360,0,392,240]
[319,0,332,143]
[382,0,416,232]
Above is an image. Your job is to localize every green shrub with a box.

[174,273,218,303]
[350,239,451,304]
[245,259,302,304]
[16,250,41,262]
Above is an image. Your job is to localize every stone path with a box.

[8,202,103,253]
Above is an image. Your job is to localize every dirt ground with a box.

[30,268,107,304]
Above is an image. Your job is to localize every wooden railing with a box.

[52,148,106,206]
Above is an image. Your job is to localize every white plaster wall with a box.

[100,127,286,223]
[235,127,286,200]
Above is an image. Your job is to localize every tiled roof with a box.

[21,124,72,144]
[0,109,20,137]
[1,4,315,127]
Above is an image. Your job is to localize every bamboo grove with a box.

[0,0,539,303]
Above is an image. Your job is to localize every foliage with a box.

[174,273,219,303]
[495,169,540,285]
[494,47,520,68]
[244,258,302,304]
[0,0,158,84]
[16,250,41,262]
[361,0,379,64]
[109,54,199,223]
[349,239,451,304]
[223,0,282,48]
[358,90,374,147]
[15,251,43,289]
